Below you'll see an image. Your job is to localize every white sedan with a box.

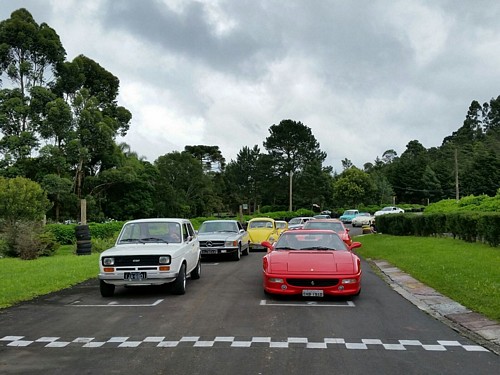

[351,212,374,227]
[374,206,405,216]
[98,218,201,297]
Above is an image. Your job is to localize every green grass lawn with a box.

[355,234,500,322]
[0,245,98,308]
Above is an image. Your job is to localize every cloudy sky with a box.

[2,0,500,172]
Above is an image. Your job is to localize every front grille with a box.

[106,255,160,267]
[200,240,225,247]
[287,278,339,287]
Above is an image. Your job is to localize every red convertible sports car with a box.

[261,229,362,297]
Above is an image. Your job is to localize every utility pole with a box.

[289,170,293,211]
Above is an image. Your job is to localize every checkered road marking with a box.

[0,335,489,352]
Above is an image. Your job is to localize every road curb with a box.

[369,259,500,356]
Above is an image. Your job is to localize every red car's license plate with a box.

[302,290,324,297]
[124,272,146,281]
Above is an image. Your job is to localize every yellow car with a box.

[247,217,279,251]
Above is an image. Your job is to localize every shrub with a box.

[91,236,118,253]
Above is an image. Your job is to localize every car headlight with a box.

[268,277,284,283]
[342,278,357,284]
[159,256,171,264]
[102,257,114,266]
[225,240,238,247]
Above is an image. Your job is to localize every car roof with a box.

[281,229,341,237]
[249,217,274,221]
[124,218,190,224]
[202,219,237,223]
[307,218,342,223]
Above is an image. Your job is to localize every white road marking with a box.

[69,299,164,307]
[0,335,489,352]
[260,299,355,307]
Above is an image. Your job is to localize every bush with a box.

[90,236,118,253]
[45,224,76,245]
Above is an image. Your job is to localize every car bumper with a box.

[263,272,361,296]
[99,270,179,286]
[200,246,238,255]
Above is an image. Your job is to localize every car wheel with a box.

[243,242,250,256]
[100,280,115,297]
[191,258,201,280]
[232,244,241,261]
[172,264,186,295]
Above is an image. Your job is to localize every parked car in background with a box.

[351,212,375,227]
[313,214,331,219]
[287,216,314,230]
[339,209,359,224]
[374,206,405,217]
[98,218,201,297]
[275,220,288,236]
[247,217,279,251]
[303,218,352,245]
[261,229,362,297]
[197,220,250,261]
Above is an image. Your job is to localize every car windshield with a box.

[274,232,347,251]
[382,207,393,211]
[249,220,273,229]
[118,221,182,244]
[288,218,301,225]
[303,221,344,233]
[343,210,357,215]
[276,222,286,229]
[358,212,371,217]
[199,221,237,233]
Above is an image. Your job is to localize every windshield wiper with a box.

[139,237,169,243]
[275,246,294,250]
[119,238,140,243]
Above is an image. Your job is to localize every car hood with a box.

[268,251,356,274]
[100,243,187,258]
[248,229,276,242]
[198,233,238,241]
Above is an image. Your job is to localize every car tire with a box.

[100,280,115,297]
[232,244,241,261]
[191,258,201,280]
[243,242,250,256]
[172,264,186,295]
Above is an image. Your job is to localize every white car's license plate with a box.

[302,290,324,297]
[202,249,218,254]
[124,272,146,281]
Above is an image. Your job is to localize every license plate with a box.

[202,249,218,254]
[124,272,146,281]
[302,290,324,297]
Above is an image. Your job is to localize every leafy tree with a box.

[263,119,326,210]
[0,176,52,256]
[332,167,375,207]
[184,145,226,172]
[155,151,218,217]
[0,176,51,223]
[0,8,65,165]
[387,140,430,203]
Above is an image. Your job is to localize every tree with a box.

[0,8,65,165]
[155,151,219,217]
[263,119,326,174]
[332,167,375,207]
[263,119,326,210]
[184,145,226,172]
[0,176,52,257]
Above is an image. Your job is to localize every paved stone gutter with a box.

[371,260,500,355]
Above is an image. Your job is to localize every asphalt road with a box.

[0,240,499,374]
